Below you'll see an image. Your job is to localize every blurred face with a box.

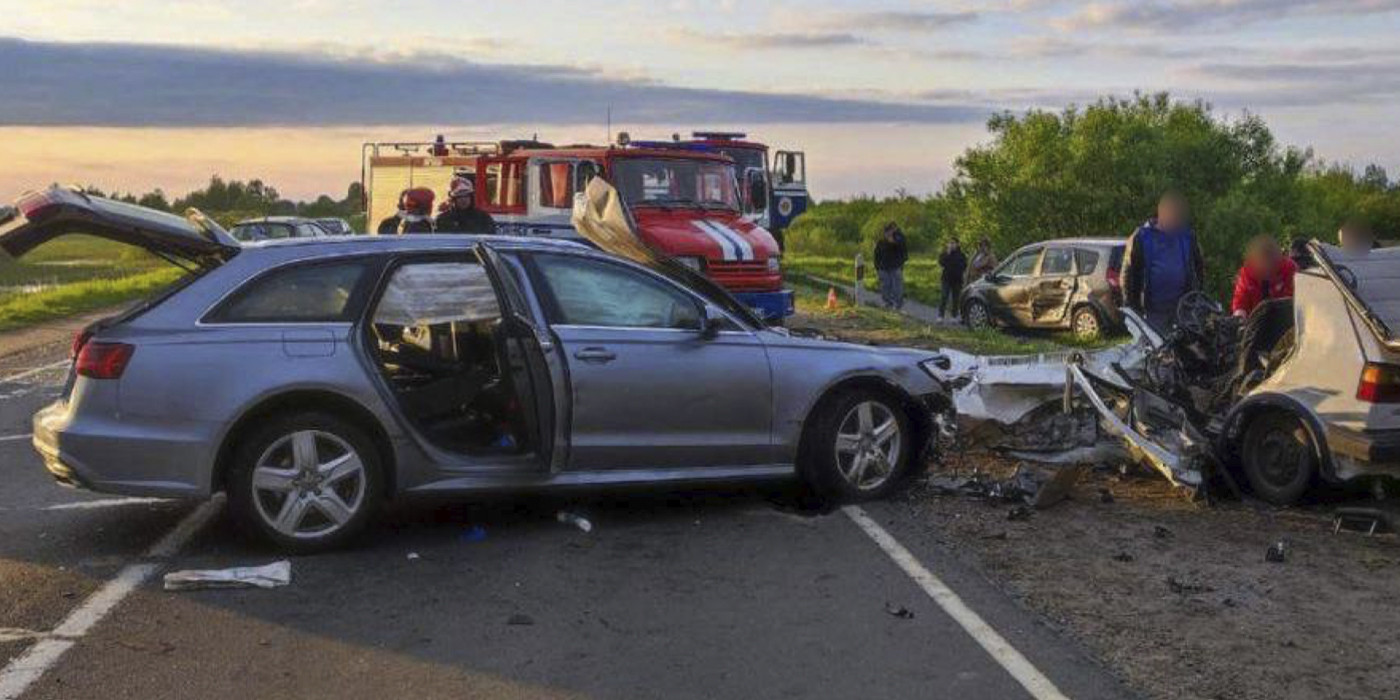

[1248,241,1282,276]
[1340,226,1374,253]
[1158,197,1187,231]
[453,193,474,210]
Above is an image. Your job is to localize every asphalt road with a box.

[0,350,1136,700]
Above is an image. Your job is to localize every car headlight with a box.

[766,256,781,273]
[676,256,705,272]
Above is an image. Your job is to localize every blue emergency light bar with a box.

[627,140,718,152]
[692,131,748,141]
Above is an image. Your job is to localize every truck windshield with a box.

[612,158,739,211]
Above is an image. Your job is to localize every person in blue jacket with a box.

[1121,191,1205,333]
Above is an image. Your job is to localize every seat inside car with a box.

[369,261,528,455]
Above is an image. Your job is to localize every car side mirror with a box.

[700,305,725,340]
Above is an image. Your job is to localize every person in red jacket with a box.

[1231,235,1297,317]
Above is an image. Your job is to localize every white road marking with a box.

[42,497,171,512]
[0,360,69,386]
[843,505,1071,700]
[0,435,31,443]
[0,497,223,700]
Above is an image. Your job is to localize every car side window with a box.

[530,254,702,329]
[1041,248,1075,276]
[1003,249,1041,277]
[207,260,373,323]
[1075,249,1101,275]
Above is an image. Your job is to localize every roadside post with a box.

[854,253,866,307]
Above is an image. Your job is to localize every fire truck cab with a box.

[362,137,794,321]
[682,132,809,248]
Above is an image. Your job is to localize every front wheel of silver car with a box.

[804,389,914,502]
[228,412,383,552]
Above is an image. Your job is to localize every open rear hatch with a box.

[1309,241,1400,351]
[0,186,239,267]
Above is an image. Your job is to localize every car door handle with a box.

[573,347,616,363]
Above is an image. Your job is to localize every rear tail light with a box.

[1105,267,1122,290]
[75,342,134,380]
[1357,363,1400,403]
[70,329,93,360]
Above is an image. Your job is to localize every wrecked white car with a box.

[941,242,1400,506]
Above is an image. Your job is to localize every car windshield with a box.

[232,223,294,241]
[611,157,740,211]
[715,147,764,176]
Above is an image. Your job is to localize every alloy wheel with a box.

[833,401,903,491]
[966,301,990,330]
[251,430,367,540]
[1073,309,1101,339]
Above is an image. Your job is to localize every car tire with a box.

[1240,410,1317,506]
[227,411,383,553]
[803,389,916,503]
[1071,305,1103,341]
[964,299,991,330]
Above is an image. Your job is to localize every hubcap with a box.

[251,430,366,539]
[1074,311,1099,339]
[834,401,902,491]
[1255,423,1307,488]
[967,303,988,329]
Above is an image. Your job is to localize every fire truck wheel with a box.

[804,389,913,502]
[1241,410,1317,506]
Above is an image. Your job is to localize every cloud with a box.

[0,38,989,127]
[666,28,868,49]
[1059,0,1400,31]
[807,10,980,33]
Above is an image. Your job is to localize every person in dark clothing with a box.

[873,223,909,309]
[435,179,497,234]
[377,187,436,234]
[938,238,968,321]
[1121,191,1205,332]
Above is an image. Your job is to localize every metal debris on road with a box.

[163,561,291,591]
[461,525,488,542]
[1265,540,1288,563]
[556,510,593,533]
[883,603,915,619]
[407,552,421,560]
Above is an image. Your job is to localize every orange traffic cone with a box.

[825,286,839,311]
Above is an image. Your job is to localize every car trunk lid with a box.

[0,186,239,268]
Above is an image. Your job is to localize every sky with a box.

[1,0,1398,202]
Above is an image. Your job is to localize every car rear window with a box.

[206,259,375,323]
[1108,246,1125,271]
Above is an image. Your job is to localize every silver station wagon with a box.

[2,188,953,551]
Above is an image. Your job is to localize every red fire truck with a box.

[362,137,794,321]
[679,132,809,248]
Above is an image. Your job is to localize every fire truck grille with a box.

[707,261,772,290]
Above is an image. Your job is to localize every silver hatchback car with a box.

[2,188,953,551]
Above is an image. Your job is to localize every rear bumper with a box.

[1327,424,1400,465]
[32,400,220,498]
[733,290,795,322]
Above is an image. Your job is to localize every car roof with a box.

[233,216,314,226]
[1023,237,1125,248]
[238,234,591,255]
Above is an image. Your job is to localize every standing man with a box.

[967,236,998,282]
[435,179,497,234]
[1338,219,1378,254]
[938,238,968,322]
[873,223,908,310]
[1231,235,1297,318]
[377,188,436,234]
[1121,191,1205,332]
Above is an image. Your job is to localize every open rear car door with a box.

[0,186,239,267]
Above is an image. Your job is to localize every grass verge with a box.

[0,267,186,333]
[788,285,1067,355]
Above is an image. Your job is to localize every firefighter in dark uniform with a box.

[377,188,436,234]
[434,179,496,234]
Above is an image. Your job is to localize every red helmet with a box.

[400,187,435,215]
